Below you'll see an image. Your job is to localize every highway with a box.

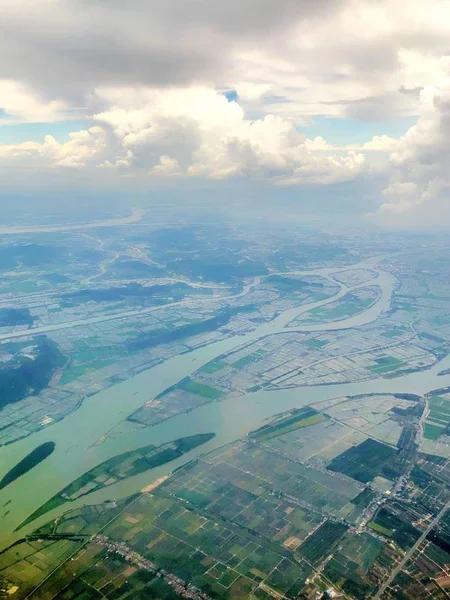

[373,486,450,598]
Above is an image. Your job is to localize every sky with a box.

[0,0,450,229]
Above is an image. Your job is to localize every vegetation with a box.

[0,243,58,269]
[108,258,164,279]
[0,337,65,410]
[266,275,326,292]
[299,521,348,565]
[327,438,397,483]
[127,305,254,351]
[368,521,393,537]
[200,360,226,374]
[424,423,445,440]
[180,379,224,400]
[0,442,55,491]
[351,488,376,507]
[64,282,211,305]
[17,433,215,530]
[166,257,268,283]
[368,355,404,374]
[249,407,323,442]
[0,308,34,327]
[303,286,380,322]
[370,508,420,550]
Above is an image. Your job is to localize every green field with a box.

[424,423,445,440]
[180,379,225,399]
[327,438,396,483]
[422,394,450,439]
[368,521,393,537]
[200,360,227,374]
[302,288,380,323]
[298,521,348,565]
[324,531,384,588]
[369,508,420,550]
[382,329,404,338]
[368,355,404,374]
[17,433,215,531]
[305,338,329,349]
[250,408,326,442]
[232,349,266,369]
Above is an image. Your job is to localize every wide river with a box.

[1,255,450,548]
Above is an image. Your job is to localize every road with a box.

[373,499,450,599]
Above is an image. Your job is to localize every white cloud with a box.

[0,87,367,184]
[0,126,107,167]
[360,135,399,152]
[0,0,449,229]
[0,0,450,124]
[92,86,366,183]
[0,80,66,123]
[150,155,181,176]
[374,58,450,226]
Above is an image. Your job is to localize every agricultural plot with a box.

[101,493,312,600]
[201,442,363,514]
[368,355,404,374]
[416,453,450,487]
[384,554,449,600]
[249,406,326,442]
[162,457,325,547]
[260,274,340,311]
[160,439,364,553]
[0,500,135,599]
[327,438,397,484]
[288,285,381,325]
[297,520,348,565]
[339,488,378,525]
[262,417,367,465]
[125,318,442,429]
[368,507,421,550]
[0,538,83,597]
[324,531,384,584]
[420,389,450,456]
[18,433,214,530]
[127,383,221,427]
[316,393,422,446]
[408,460,450,514]
[424,393,450,437]
[324,540,402,600]
[179,378,225,399]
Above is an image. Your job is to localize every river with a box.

[0,208,147,235]
[0,256,448,547]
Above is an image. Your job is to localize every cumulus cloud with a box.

[375,58,450,225]
[0,126,107,168]
[0,80,66,123]
[0,0,449,228]
[0,87,366,184]
[93,86,367,183]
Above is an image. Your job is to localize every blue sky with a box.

[0,115,416,147]
[299,116,417,146]
[0,120,95,145]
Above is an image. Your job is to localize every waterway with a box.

[1,256,448,548]
[0,208,147,235]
